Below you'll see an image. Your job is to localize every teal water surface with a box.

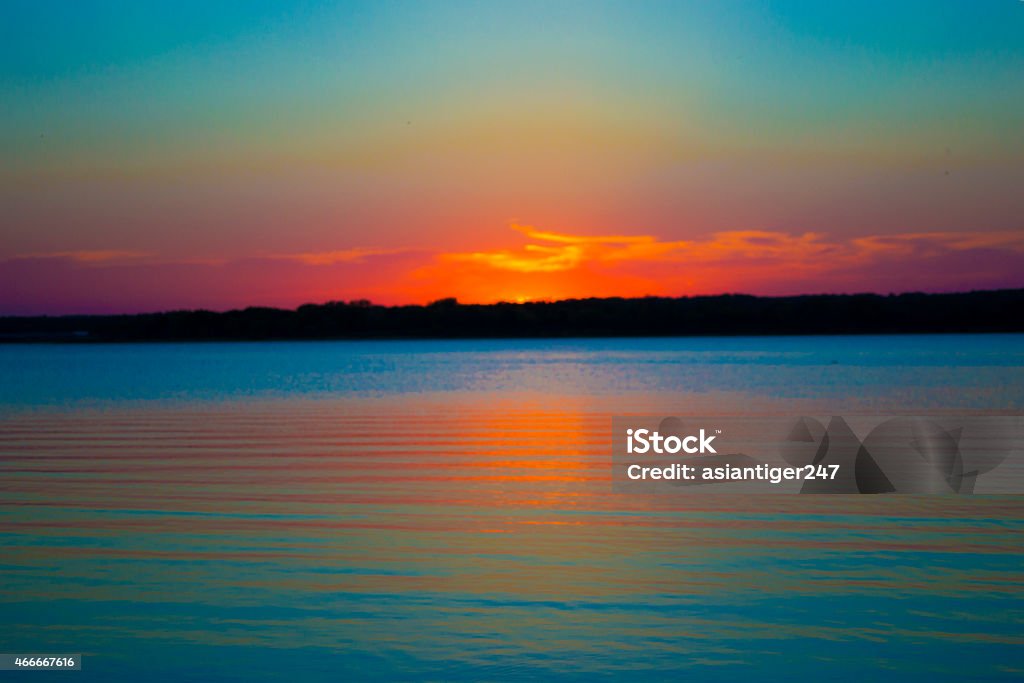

[1,335,1022,681]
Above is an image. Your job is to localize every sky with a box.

[1,0,1023,314]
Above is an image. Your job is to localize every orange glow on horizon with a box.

[395,224,1024,306]
[5,224,1024,314]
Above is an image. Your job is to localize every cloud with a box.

[445,245,585,273]
[11,250,152,264]
[851,231,1024,259]
[440,225,836,273]
[270,247,408,266]
[441,224,673,273]
[5,246,415,270]
[439,224,1024,275]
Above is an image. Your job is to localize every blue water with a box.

[0,335,1022,681]
[2,334,1023,409]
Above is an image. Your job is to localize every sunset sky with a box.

[2,1,1023,314]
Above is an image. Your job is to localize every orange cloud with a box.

[271,247,408,266]
[440,224,839,275]
[442,224,1024,274]
[417,224,1024,303]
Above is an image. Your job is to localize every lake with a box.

[1,335,1023,681]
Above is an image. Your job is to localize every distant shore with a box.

[1,290,1022,343]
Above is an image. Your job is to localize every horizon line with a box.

[4,286,1024,320]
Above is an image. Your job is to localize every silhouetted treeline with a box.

[2,290,1023,342]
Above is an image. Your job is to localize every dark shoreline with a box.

[2,290,1023,343]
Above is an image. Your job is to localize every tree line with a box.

[1,289,1022,342]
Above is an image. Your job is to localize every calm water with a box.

[1,335,1023,681]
